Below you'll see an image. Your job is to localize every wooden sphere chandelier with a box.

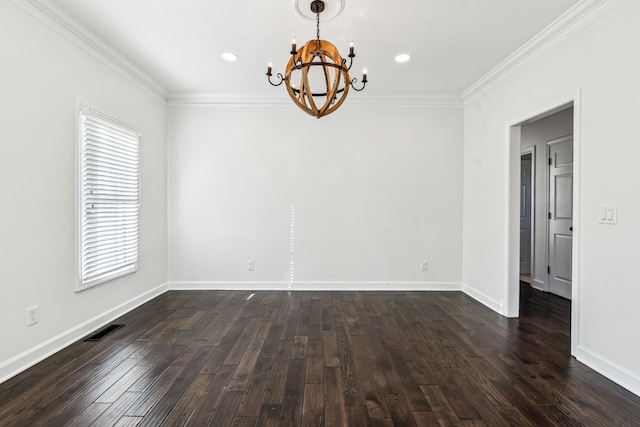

[266,0,367,118]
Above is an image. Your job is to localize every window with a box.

[79,107,140,289]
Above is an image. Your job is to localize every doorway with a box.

[507,97,579,355]
[519,150,534,284]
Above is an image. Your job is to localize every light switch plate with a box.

[599,205,617,225]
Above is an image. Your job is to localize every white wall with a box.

[463,0,640,393]
[521,108,574,289]
[0,2,167,381]
[168,105,463,290]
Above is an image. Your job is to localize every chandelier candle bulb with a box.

[363,69,367,82]
[349,40,354,56]
[267,62,272,75]
[291,38,297,54]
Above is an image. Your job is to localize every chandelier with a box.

[266,0,367,118]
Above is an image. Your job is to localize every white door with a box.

[548,136,573,300]
[520,154,532,275]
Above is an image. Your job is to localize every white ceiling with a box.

[44,0,581,96]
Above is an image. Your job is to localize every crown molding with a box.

[8,0,169,103]
[167,92,463,108]
[12,0,617,110]
[462,0,626,106]
[349,93,463,108]
[167,93,292,107]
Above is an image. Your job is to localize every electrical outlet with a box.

[420,260,428,271]
[247,259,255,271]
[26,306,39,327]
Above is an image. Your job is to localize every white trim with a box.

[505,126,522,318]
[520,146,536,280]
[0,283,168,385]
[543,137,552,294]
[575,345,640,397]
[170,281,289,291]
[167,93,463,108]
[170,281,462,291]
[571,92,582,355]
[462,0,626,106]
[461,283,504,314]
[294,282,461,291]
[167,93,291,107]
[7,0,168,103]
[504,91,580,353]
[8,0,623,109]
[532,278,546,291]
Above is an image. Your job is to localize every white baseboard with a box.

[169,281,462,292]
[293,281,461,291]
[461,283,504,314]
[0,282,168,385]
[531,279,546,291]
[170,281,289,290]
[575,345,640,397]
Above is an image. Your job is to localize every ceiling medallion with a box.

[266,0,367,118]
[293,0,344,22]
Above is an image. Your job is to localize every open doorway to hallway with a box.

[508,98,579,355]
[518,106,573,297]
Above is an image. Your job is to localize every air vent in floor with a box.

[84,324,124,341]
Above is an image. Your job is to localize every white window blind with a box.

[80,108,140,289]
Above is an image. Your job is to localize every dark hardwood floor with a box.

[1,284,639,426]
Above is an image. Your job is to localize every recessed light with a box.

[222,53,239,62]
[395,53,411,63]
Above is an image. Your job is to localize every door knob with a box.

[570,227,573,231]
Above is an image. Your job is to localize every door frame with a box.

[506,91,581,356]
[520,147,535,280]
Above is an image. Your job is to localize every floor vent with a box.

[84,324,124,341]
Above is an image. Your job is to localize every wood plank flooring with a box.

[1,284,639,426]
